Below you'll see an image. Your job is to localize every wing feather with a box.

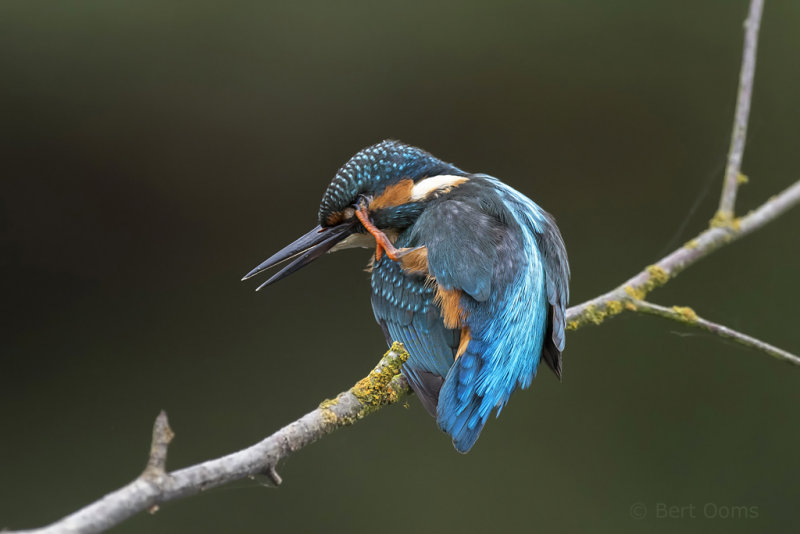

[370,177,568,452]
[534,211,570,377]
[371,252,458,416]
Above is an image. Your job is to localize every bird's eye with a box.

[355,194,372,210]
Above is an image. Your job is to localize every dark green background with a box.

[2,1,798,533]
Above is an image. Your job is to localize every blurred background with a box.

[2,1,799,532]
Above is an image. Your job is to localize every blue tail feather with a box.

[437,347,492,453]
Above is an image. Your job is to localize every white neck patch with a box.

[410,175,469,201]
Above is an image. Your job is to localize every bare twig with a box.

[632,300,800,366]
[142,411,174,479]
[6,3,797,534]
[716,0,764,222]
[264,465,283,486]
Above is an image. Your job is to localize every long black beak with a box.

[242,222,355,290]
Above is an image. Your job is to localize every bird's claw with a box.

[391,245,425,259]
[354,200,416,263]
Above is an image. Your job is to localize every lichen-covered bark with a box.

[565,180,800,331]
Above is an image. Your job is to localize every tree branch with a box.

[631,300,800,366]
[8,344,411,534]
[142,411,174,480]
[716,0,764,222]
[7,2,796,533]
[565,179,800,330]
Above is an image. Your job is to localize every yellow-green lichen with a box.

[710,210,730,228]
[647,265,669,285]
[584,304,604,325]
[351,342,409,416]
[624,301,637,311]
[318,397,339,410]
[736,173,749,184]
[671,305,698,323]
[684,239,699,249]
[606,300,624,316]
[625,265,670,301]
[624,285,643,300]
[581,300,626,327]
[710,210,739,230]
[566,320,580,331]
[320,408,338,425]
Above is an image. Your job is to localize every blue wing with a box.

[370,247,460,417]
[371,176,569,453]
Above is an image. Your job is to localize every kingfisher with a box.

[243,140,569,453]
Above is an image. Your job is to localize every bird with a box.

[243,140,569,453]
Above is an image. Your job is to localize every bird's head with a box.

[243,140,467,289]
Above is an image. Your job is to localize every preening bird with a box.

[243,140,569,453]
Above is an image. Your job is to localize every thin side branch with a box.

[142,410,174,479]
[716,0,764,221]
[632,300,800,366]
[566,179,800,329]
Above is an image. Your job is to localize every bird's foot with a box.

[355,201,416,262]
